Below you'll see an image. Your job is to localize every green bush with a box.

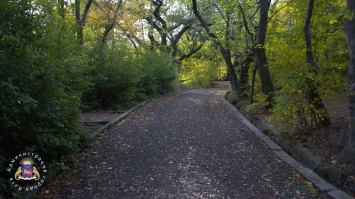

[136,50,177,97]
[83,43,177,109]
[226,90,239,105]
[0,1,89,196]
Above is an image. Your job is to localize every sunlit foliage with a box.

[179,41,227,87]
[266,0,348,133]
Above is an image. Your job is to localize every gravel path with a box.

[36,87,328,198]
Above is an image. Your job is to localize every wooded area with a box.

[0,0,354,197]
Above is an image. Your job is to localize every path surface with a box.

[36,86,328,198]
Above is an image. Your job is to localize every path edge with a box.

[90,100,150,139]
[222,96,353,199]
[27,100,150,199]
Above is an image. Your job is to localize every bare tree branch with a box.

[238,5,254,43]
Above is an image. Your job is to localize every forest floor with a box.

[34,82,330,198]
[236,93,349,161]
[215,82,349,171]
[245,95,349,166]
[235,87,353,195]
[272,95,349,169]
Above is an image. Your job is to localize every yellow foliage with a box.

[179,58,226,87]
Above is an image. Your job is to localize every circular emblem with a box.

[7,152,47,192]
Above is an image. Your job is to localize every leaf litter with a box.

[35,84,329,198]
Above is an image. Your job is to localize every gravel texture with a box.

[35,87,329,198]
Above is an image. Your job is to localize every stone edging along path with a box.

[222,95,354,199]
[89,100,150,139]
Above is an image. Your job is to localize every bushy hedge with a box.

[0,1,89,197]
[82,43,177,110]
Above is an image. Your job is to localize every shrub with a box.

[0,1,89,196]
[226,90,239,105]
[135,50,177,97]
[83,44,177,109]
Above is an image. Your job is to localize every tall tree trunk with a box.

[75,0,93,45]
[220,48,239,92]
[252,0,274,106]
[152,0,168,51]
[336,0,355,163]
[303,0,331,126]
[224,11,239,93]
[239,5,255,101]
[303,0,317,67]
[240,50,253,99]
[346,0,355,150]
[146,16,155,50]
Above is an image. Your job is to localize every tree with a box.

[252,0,274,106]
[191,0,240,94]
[179,40,227,86]
[237,1,259,101]
[302,0,331,126]
[89,0,147,48]
[237,0,280,102]
[146,0,204,63]
[346,0,355,150]
[93,0,123,43]
[265,0,346,133]
[75,0,94,44]
[337,0,355,163]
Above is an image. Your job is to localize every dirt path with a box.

[36,87,328,198]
